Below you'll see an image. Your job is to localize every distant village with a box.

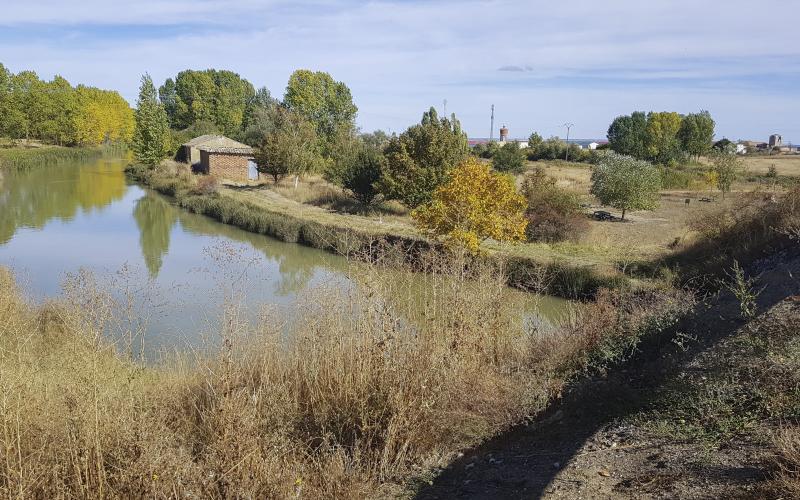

[470,128,797,155]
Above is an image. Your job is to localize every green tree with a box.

[283,69,358,153]
[0,63,10,136]
[254,107,323,184]
[158,78,178,127]
[379,107,469,208]
[492,141,527,173]
[361,130,390,150]
[713,138,733,152]
[679,111,715,160]
[168,69,255,135]
[528,132,544,151]
[132,74,171,167]
[711,151,741,199]
[339,144,385,205]
[590,152,661,220]
[607,111,648,159]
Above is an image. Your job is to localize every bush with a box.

[522,167,589,242]
[337,145,385,205]
[191,175,219,195]
[492,141,527,173]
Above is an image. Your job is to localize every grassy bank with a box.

[0,248,689,498]
[0,144,123,170]
[125,163,626,299]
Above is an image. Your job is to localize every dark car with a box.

[593,210,615,221]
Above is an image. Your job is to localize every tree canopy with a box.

[254,107,323,184]
[283,69,358,154]
[159,69,256,136]
[132,74,171,167]
[607,110,716,165]
[412,157,528,253]
[678,111,715,159]
[590,152,661,220]
[0,63,133,146]
[379,107,469,208]
[492,141,527,173]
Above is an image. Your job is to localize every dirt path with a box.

[416,252,800,499]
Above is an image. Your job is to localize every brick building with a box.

[182,135,258,182]
[199,146,258,182]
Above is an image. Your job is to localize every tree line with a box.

[607,110,715,165]
[0,63,134,146]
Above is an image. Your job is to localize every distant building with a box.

[588,142,600,150]
[499,125,509,142]
[736,144,747,155]
[769,134,783,148]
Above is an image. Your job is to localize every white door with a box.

[248,160,258,180]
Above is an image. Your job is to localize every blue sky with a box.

[1,0,798,141]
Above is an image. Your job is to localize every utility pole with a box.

[562,122,574,161]
[490,104,495,142]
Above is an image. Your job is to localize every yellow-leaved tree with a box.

[412,157,528,253]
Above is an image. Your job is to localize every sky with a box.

[1,0,798,142]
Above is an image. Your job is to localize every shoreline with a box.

[125,162,630,299]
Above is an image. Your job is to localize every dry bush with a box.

[522,167,590,243]
[191,175,219,195]
[677,187,800,279]
[773,425,800,496]
[0,251,689,498]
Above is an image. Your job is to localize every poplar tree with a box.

[133,74,171,167]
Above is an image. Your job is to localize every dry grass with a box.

[0,247,689,498]
[774,426,800,497]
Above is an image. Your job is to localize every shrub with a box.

[336,145,385,205]
[492,141,526,173]
[522,167,589,242]
[191,175,219,195]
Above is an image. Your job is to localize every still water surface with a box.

[0,158,570,356]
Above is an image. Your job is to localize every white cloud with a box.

[1,0,798,140]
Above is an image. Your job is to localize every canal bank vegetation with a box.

[126,161,627,299]
[0,144,118,170]
[0,247,691,498]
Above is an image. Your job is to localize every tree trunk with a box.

[621,208,626,220]
[294,175,299,190]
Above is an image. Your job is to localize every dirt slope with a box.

[416,252,800,499]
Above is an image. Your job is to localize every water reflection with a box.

[0,159,126,244]
[0,157,572,356]
[133,195,177,278]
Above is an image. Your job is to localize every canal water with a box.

[0,158,570,357]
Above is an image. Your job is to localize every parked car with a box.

[593,210,615,221]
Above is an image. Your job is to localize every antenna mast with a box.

[490,104,495,142]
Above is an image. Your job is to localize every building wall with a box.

[187,146,201,165]
[200,151,256,182]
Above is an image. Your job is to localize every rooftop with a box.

[183,134,251,151]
